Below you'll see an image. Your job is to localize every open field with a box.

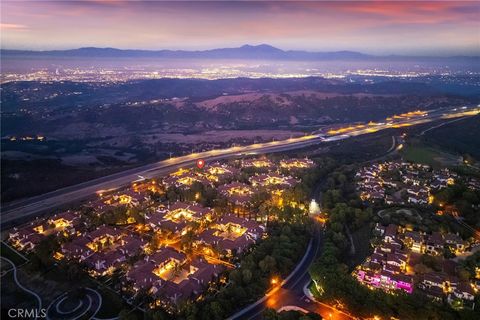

[400,144,461,168]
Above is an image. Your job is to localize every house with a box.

[403,230,425,253]
[61,236,93,261]
[147,202,213,234]
[47,211,81,234]
[218,182,255,207]
[163,169,212,190]
[131,179,163,195]
[103,191,144,207]
[160,259,224,304]
[8,226,44,252]
[448,282,476,309]
[426,232,445,255]
[386,253,407,270]
[378,242,402,254]
[86,226,124,252]
[204,163,238,183]
[84,250,126,276]
[421,272,446,289]
[444,233,465,253]
[279,158,315,171]
[125,260,162,293]
[148,247,187,273]
[241,158,274,169]
[119,235,148,256]
[374,223,385,236]
[249,173,298,190]
[384,224,398,243]
[423,285,444,302]
[199,214,264,258]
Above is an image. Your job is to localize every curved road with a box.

[227,219,323,320]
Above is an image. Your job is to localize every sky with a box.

[1,1,479,56]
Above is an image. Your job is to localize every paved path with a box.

[1,257,42,309]
[47,288,101,320]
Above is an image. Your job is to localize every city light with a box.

[271,277,280,286]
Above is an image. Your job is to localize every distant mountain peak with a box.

[240,44,280,49]
[2,45,476,60]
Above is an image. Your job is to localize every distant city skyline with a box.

[1,1,479,56]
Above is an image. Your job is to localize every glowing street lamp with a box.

[270,276,280,286]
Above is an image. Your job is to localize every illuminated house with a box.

[219,182,254,205]
[241,158,274,170]
[132,179,163,195]
[103,191,144,207]
[63,231,146,277]
[354,223,414,295]
[146,202,213,235]
[448,282,476,309]
[249,173,298,190]
[85,226,124,252]
[61,236,94,261]
[84,250,126,277]
[403,231,425,253]
[163,169,211,190]
[218,182,255,218]
[355,269,413,294]
[47,211,80,229]
[149,247,188,280]
[384,224,399,243]
[8,225,45,252]
[426,232,445,256]
[204,163,239,183]
[125,247,223,305]
[124,247,187,294]
[196,215,264,258]
[279,158,315,171]
[160,259,224,304]
[9,211,81,251]
[444,233,465,253]
[61,227,121,266]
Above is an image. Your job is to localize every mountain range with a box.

[2,44,478,61]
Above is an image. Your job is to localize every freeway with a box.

[1,105,478,229]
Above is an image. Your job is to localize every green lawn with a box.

[95,287,130,319]
[401,145,459,168]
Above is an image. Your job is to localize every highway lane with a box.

[1,106,478,229]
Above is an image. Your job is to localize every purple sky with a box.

[1,1,479,55]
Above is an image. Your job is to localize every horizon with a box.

[3,43,480,58]
[1,1,479,56]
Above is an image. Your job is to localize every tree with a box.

[119,309,137,320]
[242,269,253,284]
[259,255,277,274]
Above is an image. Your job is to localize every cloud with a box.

[1,0,478,55]
[0,23,28,30]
